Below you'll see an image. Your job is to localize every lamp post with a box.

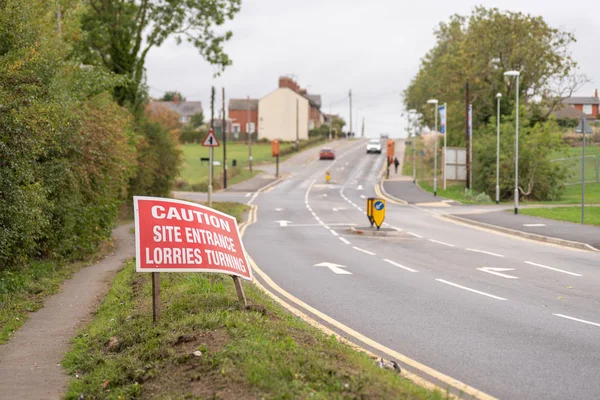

[504,71,520,214]
[408,109,417,182]
[427,99,439,196]
[495,93,502,204]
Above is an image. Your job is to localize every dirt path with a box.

[0,223,135,399]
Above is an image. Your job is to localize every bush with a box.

[473,112,569,201]
[128,119,182,199]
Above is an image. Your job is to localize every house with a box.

[258,87,310,142]
[148,95,203,124]
[561,90,599,119]
[277,76,324,129]
[228,98,258,136]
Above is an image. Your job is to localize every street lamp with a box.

[427,99,439,196]
[504,71,520,214]
[407,109,417,182]
[495,93,502,204]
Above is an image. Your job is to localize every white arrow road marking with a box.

[357,185,364,190]
[477,267,518,279]
[323,194,328,197]
[275,208,283,211]
[553,314,600,327]
[436,279,508,301]
[275,220,293,227]
[525,261,582,277]
[314,262,352,275]
[360,195,367,199]
[245,192,252,197]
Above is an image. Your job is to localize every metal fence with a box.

[551,156,600,185]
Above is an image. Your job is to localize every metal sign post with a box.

[202,129,220,208]
[576,118,593,224]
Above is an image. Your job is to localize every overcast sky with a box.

[145,0,598,139]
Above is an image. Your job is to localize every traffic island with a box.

[347,226,406,237]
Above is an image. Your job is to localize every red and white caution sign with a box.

[134,196,252,280]
[202,129,220,147]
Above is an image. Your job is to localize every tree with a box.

[189,110,204,128]
[331,116,346,134]
[161,91,186,102]
[79,0,241,112]
[404,7,583,145]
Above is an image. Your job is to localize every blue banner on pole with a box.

[468,104,472,136]
[438,104,446,134]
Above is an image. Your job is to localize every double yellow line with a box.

[240,202,496,400]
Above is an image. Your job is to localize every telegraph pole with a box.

[328,105,332,140]
[349,90,353,137]
[361,118,365,137]
[222,87,227,189]
[296,98,299,151]
[465,82,471,189]
[247,95,252,172]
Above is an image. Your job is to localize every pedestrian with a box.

[394,157,399,174]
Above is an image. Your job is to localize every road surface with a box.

[242,139,600,399]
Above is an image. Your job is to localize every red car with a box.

[319,148,335,160]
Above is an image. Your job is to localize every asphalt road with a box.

[242,139,600,399]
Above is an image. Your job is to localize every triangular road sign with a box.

[202,129,220,147]
[576,118,593,134]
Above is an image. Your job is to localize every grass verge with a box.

[62,200,445,400]
[62,262,446,400]
[519,206,600,226]
[0,241,114,344]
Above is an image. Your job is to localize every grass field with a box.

[62,203,445,399]
[178,139,326,191]
[520,206,600,226]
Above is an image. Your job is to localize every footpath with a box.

[381,139,600,252]
[0,223,135,399]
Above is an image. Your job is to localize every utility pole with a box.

[328,105,332,140]
[209,86,215,207]
[222,87,227,189]
[296,98,299,151]
[361,118,365,137]
[349,90,353,137]
[247,95,252,172]
[465,82,471,189]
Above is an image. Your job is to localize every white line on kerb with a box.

[339,237,351,245]
[435,279,508,301]
[466,248,505,258]
[353,247,376,256]
[553,314,600,327]
[407,232,423,238]
[429,239,455,247]
[383,259,417,272]
[525,261,582,277]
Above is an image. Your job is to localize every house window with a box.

[179,116,188,123]
[246,122,255,134]
[583,104,593,115]
[232,123,241,134]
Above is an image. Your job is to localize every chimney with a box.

[595,89,598,99]
[173,93,180,105]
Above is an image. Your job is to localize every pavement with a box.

[0,223,135,399]
[448,209,600,251]
[243,138,600,399]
